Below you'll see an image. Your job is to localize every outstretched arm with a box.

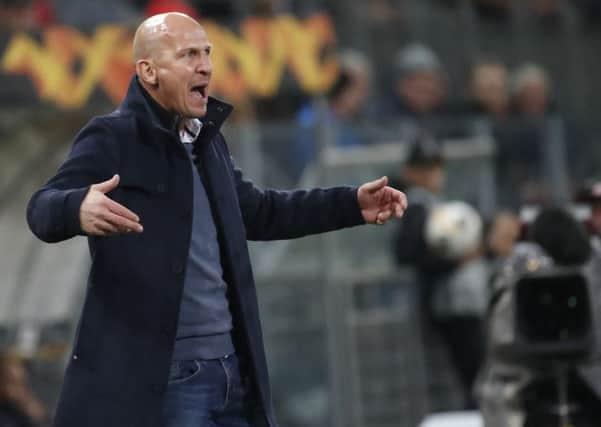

[233,156,406,240]
[27,118,141,242]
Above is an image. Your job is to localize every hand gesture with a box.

[357,176,407,225]
[79,174,143,236]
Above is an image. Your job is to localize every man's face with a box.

[472,64,509,116]
[152,21,212,118]
[399,71,445,114]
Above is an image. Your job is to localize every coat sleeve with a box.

[227,155,365,241]
[27,117,120,243]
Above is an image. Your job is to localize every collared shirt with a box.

[173,116,235,361]
[178,118,203,144]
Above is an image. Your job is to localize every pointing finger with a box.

[363,176,388,194]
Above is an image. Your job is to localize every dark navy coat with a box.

[27,77,365,427]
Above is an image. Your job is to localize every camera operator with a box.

[476,206,601,427]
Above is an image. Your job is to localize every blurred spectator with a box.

[484,210,521,282]
[428,202,490,409]
[573,0,601,27]
[51,0,140,30]
[144,0,200,19]
[290,49,371,179]
[485,210,521,261]
[472,0,513,23]
[392,132,453,339]
[575,178,601,244]
[31,0,54,27]
[530,205,592,264]
[511,62,553,118]
[530,0,565,26]
[381,43,448,118]
[367,0,402,24]
[393,134,489,407]
[392,133,451,287]
[436,0,513,23]
[0,0,54,31]
[493,125,549,209]
[250,0,284,16]
[492,62,559,209]
[465,59,510,120]
[0,352,46,427]
[249,0,322,18]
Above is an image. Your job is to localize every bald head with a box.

[133,12,213,118]
[133,12,202,62]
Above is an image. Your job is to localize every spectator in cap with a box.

[391,131,445,196]
[378,43,449,121]
[392,132,487,408]
[392,132,454,301]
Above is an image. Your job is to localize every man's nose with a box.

[196,57,212,74]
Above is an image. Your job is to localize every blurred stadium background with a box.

[1,0,601,426]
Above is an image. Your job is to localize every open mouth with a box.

[190,83,209,100]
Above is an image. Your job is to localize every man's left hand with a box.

[358,176,408,225]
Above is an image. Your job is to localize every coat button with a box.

[156,183,167,193]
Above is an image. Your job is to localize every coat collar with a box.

[119,75,234,143]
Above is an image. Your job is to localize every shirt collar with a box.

[178,118,203,143]
[137,77,179,132]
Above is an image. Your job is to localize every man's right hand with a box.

[79,174,143,236]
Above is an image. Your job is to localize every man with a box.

[392,134,473,407]
[26,12,407,427]
[378,43,448,121]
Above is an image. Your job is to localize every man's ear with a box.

[136,60,158,86]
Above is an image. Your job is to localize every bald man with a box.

[27,13,407,427]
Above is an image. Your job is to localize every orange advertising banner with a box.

[0,13,339,109]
